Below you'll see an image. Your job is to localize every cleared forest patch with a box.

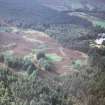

[0,27,87,75]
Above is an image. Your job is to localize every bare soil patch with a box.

[0,30,87,75]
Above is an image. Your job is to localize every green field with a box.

[46,53,63,62]
[93,20,105,28]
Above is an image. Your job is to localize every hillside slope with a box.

[0,0,105,24]
[0,26,87,76]
[38,0,105,11]
[0,0,92,26]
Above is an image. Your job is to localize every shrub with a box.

[93,25,105,34]
[27,66,35,75]
[102,40,105,45]
[38,58,54,71]
[36,51,45,60]
[72,60,82,70]
[0,53,4,62]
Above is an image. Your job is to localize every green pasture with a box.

[46,53,63,62]
[92,20,105,28]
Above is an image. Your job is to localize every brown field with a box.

[0,29,87,76]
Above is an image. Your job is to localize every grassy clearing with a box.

[46,53,63,62]
[82,15,105,28]
[83,15,105,28]
[93,20,105,28]
[69,12,105,28]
